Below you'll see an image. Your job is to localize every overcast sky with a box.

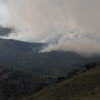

[0,0,100,55]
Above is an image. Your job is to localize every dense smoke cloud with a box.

[0,0,100,54]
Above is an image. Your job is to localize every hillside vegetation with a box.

[0,65,47,100]
[22,64,100,100]
[0,38,100,77]
[0,28,100,76]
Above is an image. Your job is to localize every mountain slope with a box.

[0,38,100,76]
[0,65,46,100]
[0,28,100,76]
[22,64,100,100]
[0,27,11,36]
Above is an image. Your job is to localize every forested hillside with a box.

[22,62,100,100]
[0,65,47,100]
[0,38,100,76]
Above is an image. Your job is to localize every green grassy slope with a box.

[22,65,100,100]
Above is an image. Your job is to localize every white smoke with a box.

[0,0,100,54]
[0,2,8,26]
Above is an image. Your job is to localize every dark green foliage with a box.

[0,65,47,100]
[22,63,100,100]
[84,61,96,70]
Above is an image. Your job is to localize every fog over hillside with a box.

[0,0,100,55]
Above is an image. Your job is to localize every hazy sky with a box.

[0,0,100,55]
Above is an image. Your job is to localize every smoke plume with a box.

[0,0,100,54]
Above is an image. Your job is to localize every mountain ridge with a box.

[0,37,100,76]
